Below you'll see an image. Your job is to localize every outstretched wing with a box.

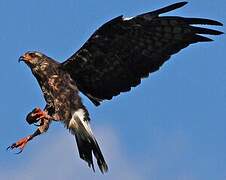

[62,2,223,106]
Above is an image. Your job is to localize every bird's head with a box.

[19,51,45,67]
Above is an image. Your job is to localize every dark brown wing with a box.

[62,2,223,106]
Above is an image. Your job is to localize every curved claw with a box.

[15,149,23,154]
[6,143,16,151]
[7,144,23,154]
[7,136,31,154]
[7,145,23,154]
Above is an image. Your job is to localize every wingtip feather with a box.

[99,162,108,174]
[190,26,224,35]
[185,18,223,26]
[193,35,214,42]
[151,1,188,15]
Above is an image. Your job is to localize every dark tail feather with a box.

[75,135,94,170]
[75,133,108,173]
[91,138,108,173]
[68,108,108,173]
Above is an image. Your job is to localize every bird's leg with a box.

[7,107,53,153]
[7,118,51,154]
[26,107,52,126]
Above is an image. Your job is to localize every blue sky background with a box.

[0,0,225,179]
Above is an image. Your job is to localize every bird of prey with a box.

[8,2,222,173]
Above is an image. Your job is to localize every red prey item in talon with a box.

[26,107,52,125]
[7,135,32,154]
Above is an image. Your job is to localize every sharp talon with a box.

[7,136,31,153]
[7,143,16,151]
[15,149,23,154]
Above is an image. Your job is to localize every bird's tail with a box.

[66,108,108,173]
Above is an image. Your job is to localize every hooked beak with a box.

[18,54,32,63]
[18,56,24,62]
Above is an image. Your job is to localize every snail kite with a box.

[8,2,223,173]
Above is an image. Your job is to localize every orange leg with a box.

[7,135,32,154]
[7,108,52,154]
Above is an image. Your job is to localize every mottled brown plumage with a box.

[8,2,222,173]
